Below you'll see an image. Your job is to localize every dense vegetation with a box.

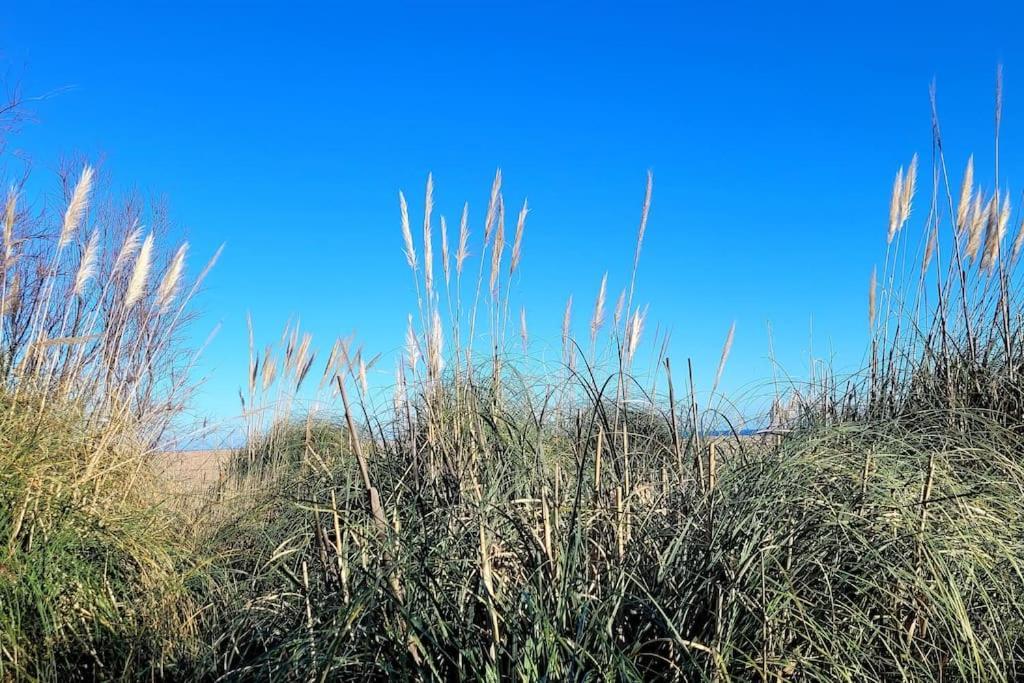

[2,87,1024,681]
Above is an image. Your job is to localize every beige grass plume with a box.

[710,321,736,398]
[981,194,1009,270]
[900,154,917,225]
[590,272,607,345]
[887,168,903,244]
[113,222,143,275]
[428,308,444,381]
[956,156,974,233]
[456,203,470,276]
[489,194,505,299]
[393,359,408,412]
[405,313,421,374]
[399,191,417,270]
[613,288,626,330]
[886,156,917,244]
[125,232,154,308]
[509,199,528,275]
[966,191,985,261]
[625,306,646,363]
[156,242,188,312]
[358,356,369,395]
[60,165,94,249]
[1011,216,1024,263]
[72,229,100,297]
[921,223,938,276]
[423,174,434,296]
[484,170,502,245]
[561,294,573,360]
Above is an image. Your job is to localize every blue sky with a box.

[2,1,1023,435]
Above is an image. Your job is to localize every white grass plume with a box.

[125,232,154,308]
[60,165,94,249]
[156,242,188,312]
[72,229,100,297]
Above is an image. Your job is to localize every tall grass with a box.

[202,82,1024,679]
[0,110,221,679]
[6,78,1024,681]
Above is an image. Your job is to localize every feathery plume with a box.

[613,288,626,330]
[72,229,100,297]
[887,167,904,244]
[921,223,938,276]
[405,314,421,374]
[456,203,470,276]
[966,191,985,261]
[710,321,736,397]
[359,357,369,395]
[626,307,646,362]
[509,199,528,275]
[399,191,416,270]
[489,194,505,299]
[484,169,502,245]
[262,351,278,390]
[156,242,188,312]
[956,156,974,233]
[60,165,94,249]
[394,359,408,412]
[590,272,608,344]
[981,194,1006,270]
[423,174,434,296]
[113,222,143,275]
[125,232,154,308]
[1011,216,1024,264]
[634,171,652,267]
[900,154,917,227]
[428,308,443,381]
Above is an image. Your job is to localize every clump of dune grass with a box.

[0,120,221,678]
[205,77,1024,679]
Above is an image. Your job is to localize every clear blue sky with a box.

[2,1,1023,434]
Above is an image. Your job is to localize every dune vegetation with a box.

[3,85,1024,681]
